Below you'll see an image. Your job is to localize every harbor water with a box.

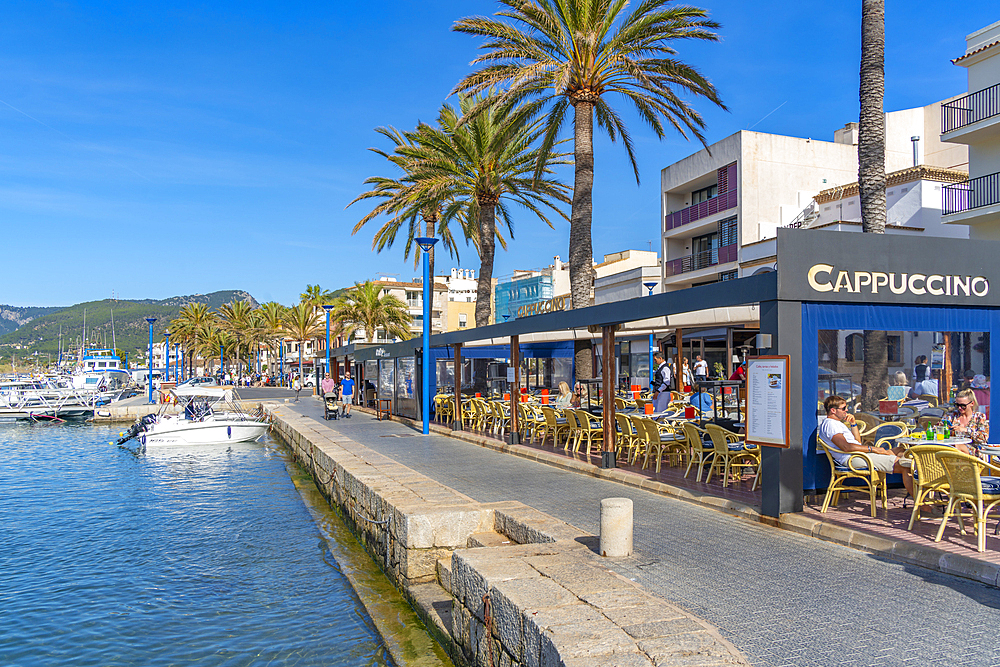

[0,422,395,666]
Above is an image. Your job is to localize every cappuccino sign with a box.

[806,264,989,298]
[776,228,1000,307]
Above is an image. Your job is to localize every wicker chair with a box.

[902,445,953,531]
[569,409,604,458]
[816,434,887,518]
[435,394,454,424]
[935,450,1000,552]
[614,412,640,462]
[704,424,760,489]
[918,393,939,407]
[539,406,569,448]
[682,422,714,481]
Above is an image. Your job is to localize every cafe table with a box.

[897,435,972,448]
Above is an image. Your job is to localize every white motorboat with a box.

[0,378,95,421]
[121,386,269,447]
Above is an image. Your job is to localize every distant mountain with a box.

[0,305,65,336]
[0,290,257,360]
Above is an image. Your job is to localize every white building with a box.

[594,249,661,304]
[659,100,969,291]
[941,19,1000,236]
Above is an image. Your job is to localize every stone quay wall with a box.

[269,407,748,667]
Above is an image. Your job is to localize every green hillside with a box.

[0,305,65,336]
[0,290,257,361]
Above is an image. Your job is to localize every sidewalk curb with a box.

[365,407,1000,589]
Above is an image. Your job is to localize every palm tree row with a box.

[350,0,726,378]
[164,282,414,381]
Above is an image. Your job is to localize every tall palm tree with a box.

[348,127,461,283]
[404,94,571,326]
[453,0,725,373]
[859,0,888,410]
[217,299,255,382]
[172,302,215,378]
[257,301,287,375]
[300,285,336,308]
[333,281,412,344]
[282,302,323,383]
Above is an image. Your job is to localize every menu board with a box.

[746,356,790,448]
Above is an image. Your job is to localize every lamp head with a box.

[322,304,334,312]
[146,317,157,325]
[414,237,439,252]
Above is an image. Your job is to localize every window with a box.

[844,333,902,363]
[887,335,902,363]
[719,216,737,246]
[720,270,738,281]
[692,184,718,204]
[458,313,467,328]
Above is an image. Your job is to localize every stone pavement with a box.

[285,402,1000,667]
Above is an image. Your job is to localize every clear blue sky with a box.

[2,1,996,307]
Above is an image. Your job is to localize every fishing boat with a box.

[0,378,94,421]
[119,386,269,447]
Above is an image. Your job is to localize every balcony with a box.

[664,162,738,231]
[943,171,1000,214]
[941,83,1000,144]
[665,244,737,277]
[942,83,1000,133]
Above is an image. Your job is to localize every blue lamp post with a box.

[643,282,658,391]
[164,331,171,382]
[414,237,438,435]
[323,304,334,380]
[220,343,224,382]
[279,341,284,387]
[174,342,180,382]
[145,317,157,404]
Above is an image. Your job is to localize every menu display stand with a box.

[746,356,790,448]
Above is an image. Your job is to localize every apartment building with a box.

[367,276,448,341]
[941,19,1000,237]
[494,256,571,322]
[437,268,477,332]
[594,249,661,304]
[659,101,968,291]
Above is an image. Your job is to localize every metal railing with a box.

[941,83,1000,133]
[942,171,1000,215]
[665,244,737,277]
[665,188,738,230]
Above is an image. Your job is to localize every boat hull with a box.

[142,419,269,446]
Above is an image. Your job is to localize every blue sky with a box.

[1,1,996,307]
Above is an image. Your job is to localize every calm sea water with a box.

[0,422,393,667]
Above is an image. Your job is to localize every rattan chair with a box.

[816,434,887,518]
[435,394,454,424]
[704,424,760,489]
[569,409,604,458]
[918,394,940,407]
[682,422,714,481]
[934,450,1000,552]
[615,412,640,462]
[902,445,953,531]
[539,406,569,448]
[853,412,881,432]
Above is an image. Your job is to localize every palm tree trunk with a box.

[571,100,596,383]
[474,200,497,327]
[859,0,888,411]
[425,218,436,289]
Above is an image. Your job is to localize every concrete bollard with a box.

[600,497,633,557]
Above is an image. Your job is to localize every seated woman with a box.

[555,381,574,408]
[947,388,989,456]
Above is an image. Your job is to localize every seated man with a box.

[818,395,913,498]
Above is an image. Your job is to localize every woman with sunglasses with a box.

[947,388,989,456]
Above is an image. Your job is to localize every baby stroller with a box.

[323,392,343,420]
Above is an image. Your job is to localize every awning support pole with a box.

[453,343,463,431]
[509,335,520,444]
[601,324,617,468]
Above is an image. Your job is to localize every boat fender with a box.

[140,434,146,446]
[227,425,232,439]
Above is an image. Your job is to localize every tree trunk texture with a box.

[474,201,497,327]
[859,0,887,412]
[571,100,595,383]
[570,100,594,312]
[425,218,436,292]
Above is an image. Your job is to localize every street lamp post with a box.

[414,237,438,435]
[220,343,224,383]
[145,318,157,404]
[323,304,334,380]
[174,343,180,382]
[643,282,658,391]
[165,332,171,382]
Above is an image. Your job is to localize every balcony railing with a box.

[665,189,738,231]
[665,244,737,277]
[942,83,1000,133]
[942,171,1000,215]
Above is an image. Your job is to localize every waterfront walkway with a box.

[285,401,1000,667]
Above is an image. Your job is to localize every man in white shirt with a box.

[817,395,913,497]
[693,355,708,382]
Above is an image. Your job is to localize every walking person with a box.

[340,371,355,418]
[292,375,302,402]
[693,354,708,384]
[651,352,672,413]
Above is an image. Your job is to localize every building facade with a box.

[494,256,571,322]
[941,19,1000,237]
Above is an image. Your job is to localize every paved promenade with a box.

[285,401,1000,667]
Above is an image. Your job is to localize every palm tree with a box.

[172,302,215,378]
[404,94,571,326]
[333,281,412,344]
[300,285,336,308]
[217,299,255,383]
[859,0,888,410]
[282,302,323,384]
[257,301,287,375]
[453,0,725,373]
[348,127,461,283]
